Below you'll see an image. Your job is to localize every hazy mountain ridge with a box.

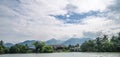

[4,38,91,48]
[62,38,91,45]
[18,40,37,48]
[45,38,63,45]
[4,43,14,48]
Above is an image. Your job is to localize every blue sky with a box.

[0,0,120,43]
[51,11,100,23]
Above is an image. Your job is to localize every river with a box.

[0,52,120,57]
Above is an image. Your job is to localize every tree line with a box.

[0,33,120,54]
[81,33,120,52]
[0,41,53,54]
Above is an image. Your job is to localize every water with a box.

[0,52,120,57]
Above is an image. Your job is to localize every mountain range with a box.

[4,38,91,48]
[45,38,63,45]
[62,38,91,45]
[18,40,37,48]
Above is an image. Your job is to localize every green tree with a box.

[95,37,102,51]
[117,32,120,51]
[42,46,53,53]
[0,40,5,54]
[81,33,120,52]
[9,44,29,53]
[81,40,96,52]
[9,44,20,53]
[33,41,45,53]
[101,40,112,52]
[0,40,4,46]
[0,46,5,54]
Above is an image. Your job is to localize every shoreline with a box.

[0,52,120,55]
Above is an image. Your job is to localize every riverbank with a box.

[0,52,120,57]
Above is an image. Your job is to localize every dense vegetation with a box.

[81,33,120,52]
[33,41,53,53]
[0,41,53,54]
[0,33,120,54]
[0,40,6,54]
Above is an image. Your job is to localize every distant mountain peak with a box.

[62,38,91,45]
[18,40,38,48]
[48,38,57,41]
[46,38,63,45]
[4,43,14,48]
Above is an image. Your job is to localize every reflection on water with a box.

[0,52,120,57]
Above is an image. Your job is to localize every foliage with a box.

[0,40,5,54]
[42,46,53,53]
[81,34,120,52]
[9,44,29,53]
[34,41,45,53]
[0,46,5,54]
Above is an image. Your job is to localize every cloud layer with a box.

[0,0,120,43]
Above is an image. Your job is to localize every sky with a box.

[0,0,120,43]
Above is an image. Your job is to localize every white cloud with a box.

[0,0,120,43]
[68,0,113,13]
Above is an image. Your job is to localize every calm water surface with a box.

[0,52,120,57]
